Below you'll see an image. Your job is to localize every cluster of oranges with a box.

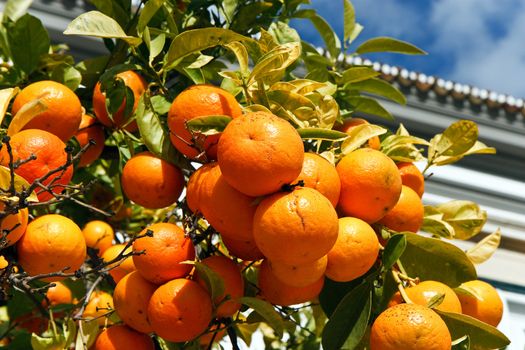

[0,72,505,349]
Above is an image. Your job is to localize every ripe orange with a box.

[378,185,424,233]
[83,290,114,326]
[337,148,402,223]
[397,162,425,197]
[221,235,265,261]
[198,164,258,242]
[92,70,147,132]
[17,214,86,280]
[258,260,324,306]
[268,255,327,288]
[148,278,213,343]
[11,80,82,141]
[133,223,195,284]
[0,203,28,247]
[113,271,157,333]
[121,151,184,209]
[334,117,381,150]
[253,187,338,265]
[388,280,462,313]
[196,256,244,318]
[43,281,73,307]
[294,153,340,207]
[185,162,218,213]
[217,111,304,197]
[167,84,243,159]
[325,217,379,282]
[101,244,136,284]
[0,129,74,201]
[93,325,155,350]
[456,280,503,326]
[82,220,114,255]
[370,303,451,350]
[74,114,105,167]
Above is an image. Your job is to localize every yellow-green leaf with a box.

[341,66,380,84]
[186,115,232,136]
[340,124,387,154]
[0,88,18,127]
[454,285,483,301]
[356,37,427,55]
[297,128,348,141]
[248,42,301,86]
[431,120,478,159]
[437,200,487,240]
[466,228,501,264]
[0,166,39,203]
[421,206,456,239]
[347,96,394,120]
[7,97,47,137]
[347,78,407,105]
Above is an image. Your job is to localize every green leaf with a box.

[340,123,387,154]
[3,0,32,21]
[74,320,99,350]
[297,128,348,141]
[190,261,226,303]
[186,115,232,136]
[451,335,470,350]
[436,311,510,349]
[135,94,189,169]
[238,297,284,337]
[294,9,341,61]
[137,0,164,35]
[347,96,394,120]
[143,28,166,65]
[429,120,478,162]
[348,78,407,105]
[454,285,483,301]
[249,42,302,86]
[50,64,82,91]
[427,293,445,309]
[341,66,380,84]
[356,37,426,55]
[0,87,18,126]
[466,228,501,264]
[343,0,356,47]
[165,28,253,69]
[436,200,487,240]
[382,234,407,271]
[400,233,477,287]
[64,11,141,46]
[268,21,301,44]
[430,140,496,166]
[7,14,50,75]
[422,206,456,239]
[322,282,372,350]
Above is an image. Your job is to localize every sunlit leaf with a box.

[422,205,456,239]
[297,128,348,141]
[430,120,478,160]
[74,320,99,350]
[3,0,32,22]
[454,285,483,301]
[427,293,445,309]
[356,37,426,55]
[268,21,301,44]
[436,311,510,349]
[186,115,232,136]
[466,228,501,264]
[225,41,249,75]
[0,166,39,203]
[7,97,47,136]
[341,66,380,84]
[340,124,387,154]
[343,0,356,47]
[400,233,477,287]
[137,0,164,35]
[294,9,341,60]
[249,42,302,85]
[0,88,18,126]
[436,200,487,240]
[451,335,470,350]
[64,11,141,46]
[347,78,407,105]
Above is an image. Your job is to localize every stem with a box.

[391,269,414,304]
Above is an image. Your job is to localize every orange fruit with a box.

[370,303,451,350]
[397,162,425,197]
[74,114,105,167]
[148,278,213,343]
[258,260,324,306]
[378,185,424,232]
[167,84,242,159]
[337,148,402,223]
[185,163,218,213]
[82,220,114,255]
[388,280,462,313]
[221,235,265,261]
[17,214,86,280]
[11,80,82,141]
[335,118,381,150]
[456,280,503,326]
[294,153,340,207]
[43,281,73,307]
[93,325,155,350]
[196,256,244,317]
[325,217,379,282]
[92,70,147,132]
[133,223,195,284]
[0,203,28,247]
[217,111,304,197]
[113,270,157,333]
[253,187,338,265]
[101,244,136,284]
[198,164,257,242]
[83,290,114,326]
[0,129,74,201]
[121,151,184,209]
[268,255,327,288]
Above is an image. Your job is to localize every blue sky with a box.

[291,0,525,97]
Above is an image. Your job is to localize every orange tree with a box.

[0,0,511,349]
